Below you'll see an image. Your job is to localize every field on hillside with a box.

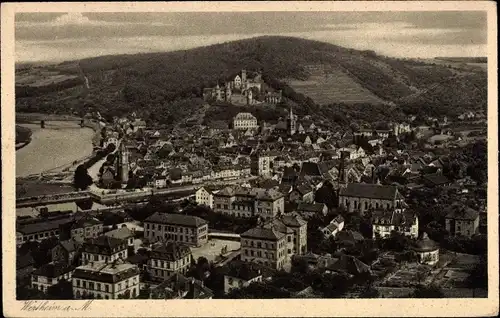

[285,65,385,105]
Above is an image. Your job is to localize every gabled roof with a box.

[241,226,285,241]
[327,255,370,275]
[297,203,326,213]
[339,183,398,200]
[104,227,134,240]
[32,262,75,278]
[150,242,192,261]
[446,206,479,220]
[82,235,127,254]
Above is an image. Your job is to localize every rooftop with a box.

[339,183,398,200]
[144,212,208,228]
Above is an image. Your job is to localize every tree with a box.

[73,164,93,190]
[47,279,73,299]
[411,284,444,298]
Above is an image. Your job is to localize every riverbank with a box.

[16,121,95,178]
[15,125,32,150]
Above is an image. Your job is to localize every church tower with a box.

[120,142,129,184]
[225,84,232,102]
[287,105,297,136]
[337,151,349,189]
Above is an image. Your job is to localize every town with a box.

[15,68,488,300]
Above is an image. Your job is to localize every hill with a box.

[15,36,487,126]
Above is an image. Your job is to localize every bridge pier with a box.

[40,120,45,128]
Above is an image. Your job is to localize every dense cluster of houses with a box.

[17,87,486,298]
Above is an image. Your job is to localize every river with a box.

[16,121,95,178]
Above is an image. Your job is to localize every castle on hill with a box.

[203,69,282,106]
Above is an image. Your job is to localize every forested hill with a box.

[16,36,487,125]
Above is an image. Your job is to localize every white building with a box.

[412,232,439,266]
[31,262,75,293]
[195,187,215,208]
[72,260,140,299]
[233,113,258,130]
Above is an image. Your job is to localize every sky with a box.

[15,11,488,63]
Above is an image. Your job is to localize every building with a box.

[296,202,328,219]
[151,273,213,299]
[195,187,215,208]
[81,235,128,265]
[274,214,308,256]
[223,261,263,294]
[143,213,209,247]
[240,225,287,270]
[321,215,345,239]
[72,260,140,299]
[16,215,73,245]
[371,210,419,239]
[445,206,480,237]
[233,112,258,130]
[240,214,307,270]
[147,242,192,280]
[250,153,272,177]
[339,183,406,214]
[58,216,103,242]
[104,226,135,246]
[412,232,439,266]
[213,186,285,220]
[31,262,75,293]
[51,238,81,265]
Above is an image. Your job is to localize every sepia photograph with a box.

[2,2,498,317]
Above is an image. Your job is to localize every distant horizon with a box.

[15,11,488,64]
[15,35,489,66]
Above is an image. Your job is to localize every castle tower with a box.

[287,105,296,136]
[241,69,247,85]
[120,143,129,184]
[247,89,253,105]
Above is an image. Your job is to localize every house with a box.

[148,242,192,280]
[31,262,75,293]
[240,225,287,270]
[143,213,209,247]
[296,202,328,219]
[104,226,135,247]
[339,183,406,215]
[132,119,147,132]
[150,273,213,299]
[16,215,73,245]
[371,210,419,239]
[81,235,128,265]
[223,261,263,294]
[58,215,103,242]
[321,215,345,239]
[240,215,307,269]
[72,259,140,299]
[213,186,285,220]
[421,173,451,188]
[412,232,439,266]
[445,206,480,237]
[51,238,81,265]
[195,187,216,208]
[335,230,364,246]
[288,183,314,203]
[325,255,371,276]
